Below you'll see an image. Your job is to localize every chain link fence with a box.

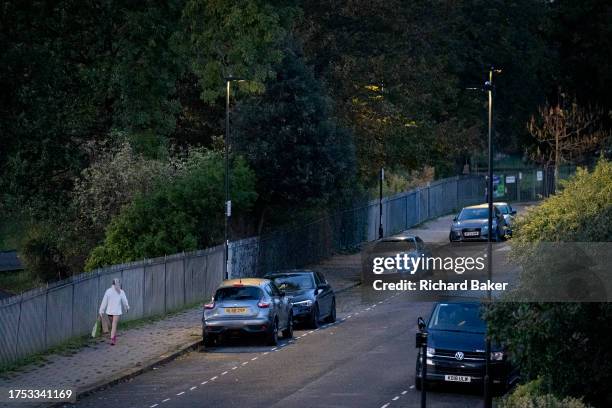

[229,175,486,278]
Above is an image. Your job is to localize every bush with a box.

[19,224,70,283]
[486,159,612,407]
[85,150,257,269]
[497,379,589,408]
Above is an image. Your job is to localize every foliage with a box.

[497,379,590,408]
[85,150,257,269]
[232,39,357,229]
[180,0,299,103]
[18,224,70,283]
[527,97,610,168]
[486,159,612,407]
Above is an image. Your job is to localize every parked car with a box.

[449,204,509,242]
[202,278,293,347]
[265,270,335,328]
[375,234,432,276]
[415,302,518,391]
[493,202,517,229]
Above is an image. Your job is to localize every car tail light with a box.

[204,301,215,309]
[258,299,270,308]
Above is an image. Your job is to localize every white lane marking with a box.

[232,366,238,370]
[409,385,415,389]
[210,376,218,381]
[392,396,399,401]
[176,391,185,396]
[201,381,208,385]
[308,330,314,334]
[190,386,197,391]
[162,398,170,403]
[271,347,278,351]
[150,405,158,408]
[252,356,258,360]
[347,315,352,318]
[242,361,248,366]
[401,390,407,395]
[378,301,383,304]
[263,352,270,355]
[381,404,390,408]
[221,371,228,375]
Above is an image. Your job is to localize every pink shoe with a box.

[111,336,116,345]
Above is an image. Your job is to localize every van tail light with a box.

[258,299,271,308]
[204,301,215,309]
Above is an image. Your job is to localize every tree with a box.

[180,0,298,103]
[232,39,357,230]
[528,96,610,191]
[85,150,257,269]
[486,159,612,407]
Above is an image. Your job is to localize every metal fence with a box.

[0,174,488,365]
[0,246,224,365]
[229,175,486,278]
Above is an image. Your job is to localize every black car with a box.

[265,270,336,328]
[415,302,518,391]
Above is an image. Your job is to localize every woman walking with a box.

[99,278,130,345]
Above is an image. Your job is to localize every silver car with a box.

[202,278,293,347]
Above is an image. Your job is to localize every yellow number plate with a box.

[225,307,247,314]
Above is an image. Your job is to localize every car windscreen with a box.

[272,275,315,291]
[497,205,509,214]
[458,208,489,220]
[428,303,485,333]
[215,286,262,301]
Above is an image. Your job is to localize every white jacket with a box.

[99,287,130,316]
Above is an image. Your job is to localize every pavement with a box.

[0,204,533,408]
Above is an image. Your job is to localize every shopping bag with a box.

[91,319,101,338]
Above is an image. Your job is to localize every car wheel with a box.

[266,318,279,346]
[203,330,215,348]
[325,299,336,323]
[309,304,320,329]
[282,313,293,338]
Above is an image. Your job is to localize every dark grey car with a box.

[265,271,336,328]
[449,204,509,242]
[202,278,293,347]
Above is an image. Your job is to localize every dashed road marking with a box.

[162,398,170,403]
[210,376,218,381]
[392,396,399,401]
[190,386,197,391]
[401,390,408,395]
[201,381,208,385]
[150,405,158,408]
[409,385,415,389]
[232,366,238,370]
[176,391,185,396]
[252,356,258,360]
[381,403,389,408]
[221,371,228,376]
[263,352,270,355]
[242,361,248,365]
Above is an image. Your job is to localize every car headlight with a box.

[293,299,313,307]
[490,351,504,361]
[426,347,435,357]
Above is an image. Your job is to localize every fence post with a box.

[44,288,48,349]
[15,295,23,359]
[427,183,431,220]
[164,255,167,314]
[183,252,187,307]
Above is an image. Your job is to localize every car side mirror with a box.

[417,316,426,331]
[452,216,458,222]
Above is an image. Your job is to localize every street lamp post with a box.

[224,76,244,280]
[483,66,501,408]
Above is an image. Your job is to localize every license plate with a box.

[463,231,479,237]
[444,375,471,383]
[225,307,247,314]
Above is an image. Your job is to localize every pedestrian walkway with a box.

[0,266,362,407]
